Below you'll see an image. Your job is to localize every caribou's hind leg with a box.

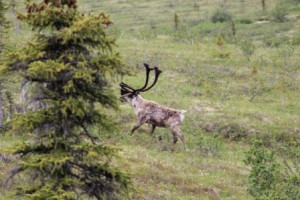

[150,124,156,134]
[171,125,188,151]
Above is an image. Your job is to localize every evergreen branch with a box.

[78,121,98,144]
[4,166,24,188]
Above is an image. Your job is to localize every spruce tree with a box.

[0,1,131,199]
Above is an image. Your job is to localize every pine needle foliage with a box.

[0,0,8,51]
[0,0,131,199]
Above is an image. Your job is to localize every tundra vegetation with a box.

[0,0,300,200]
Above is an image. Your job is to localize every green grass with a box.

[117,143,251,200]
[1,0,300,199]
[113,34,299,199]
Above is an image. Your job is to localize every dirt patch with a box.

[246,112,273,123]
[254,20,269,24]
[192,100,221,114]
[286,14,299,21]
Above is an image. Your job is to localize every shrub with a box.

[245,141,279,199]
[270,3,288,22]
[245,140,300,200]
[263,35,288,47]
[239,18,253,24]
[211,9,232,23]
[239,39,255,61]
[218,123,249,141]
[291,34,300,45]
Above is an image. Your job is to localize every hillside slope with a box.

[1,0,300,199]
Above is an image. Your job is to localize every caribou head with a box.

[120,63,162,103]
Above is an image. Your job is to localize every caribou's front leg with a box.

[131,116,147,134]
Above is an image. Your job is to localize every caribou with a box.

[120,63,188,151]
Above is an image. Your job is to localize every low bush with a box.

[263,35,289,47]
[245,141,279,199]
[245,140,300,200]
[218,123,250,141]
[270,3,288,22]
[211,9,232,23]
[239,39,255,61]
[291,34,300,45]
[239,18,253,24]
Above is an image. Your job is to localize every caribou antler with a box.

[137,67,162,92]
[120,82,134,91]
[134,63,155,92]
[120,63,161,95]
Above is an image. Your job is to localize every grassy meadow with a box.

[1,0,300,199]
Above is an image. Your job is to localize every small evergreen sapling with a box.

[0,0,131,199]
[174,13,179,31]
[261,0,266,12]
